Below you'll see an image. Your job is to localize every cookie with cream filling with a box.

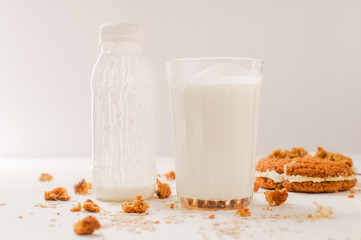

[282,157,356,193]
[255,148,309,189]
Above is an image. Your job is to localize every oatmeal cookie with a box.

[255,147,356,192]
[255,157,294,189]
[283,157,356,193]
[255,148,308,189]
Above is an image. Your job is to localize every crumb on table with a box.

[155,179,171,199]
[348,194,354,198]
[235,207,251,217]
[314,205,333,218]
[71,202,82,212]
[208,214,215,219]
[44,187,71,201]
[122,196,149,213]
[39,173,53,182]
[264,188,288,206]
[254,181,260,192]
[74,179,92,194]
[83,199,100,213]
[164,171,176,180]
[73,216,101,235]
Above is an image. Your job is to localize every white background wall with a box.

[0,0,360,157]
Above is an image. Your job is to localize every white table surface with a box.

[0,155,360,240]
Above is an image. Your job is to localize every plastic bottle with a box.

[91,23,156,201]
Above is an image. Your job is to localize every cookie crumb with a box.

[74,179,92,194]
[164,170,176,180]
[235,207,251,217]
[254,181,260,192]
[71,203,82,212]
[348,195,354,198]
[208,214,215,219]
[44,187,71,201]
[313,202,333,218]
[73,216,101,235]
[264,188,288,206]
[83,199,100,213]
[307,214,313,218]
[169,203,174,209]
[19,216,23,219]
[39,173,53,182]
[122,196,149,213]
[0,203,6,206]
[154,221,160,224]
[155,179,171,199]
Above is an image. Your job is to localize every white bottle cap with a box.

[99,23,147,44]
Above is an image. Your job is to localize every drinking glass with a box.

[166,57,263,210]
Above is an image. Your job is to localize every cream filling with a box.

[255,170,356,183]
[255,170,284,183]
[284,174,356,183]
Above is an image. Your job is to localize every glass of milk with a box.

[166,58,263,210]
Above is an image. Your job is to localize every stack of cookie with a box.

[255,147,357,193]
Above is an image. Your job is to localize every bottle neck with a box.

[100,42,146,53]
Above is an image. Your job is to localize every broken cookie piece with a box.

[73,216,101,235]
[164,170,176,180]
[122,196,149,213]
[70,202,82,212]
[155,179,171,199]
[39,173,53,182]
[235,207,251,217]
[254,181,260,192]
[74,179,92,194]
[83,199,100,213]
[44,187,71,201]
[264,188,288,206]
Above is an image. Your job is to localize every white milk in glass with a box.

[169,63,261,209]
